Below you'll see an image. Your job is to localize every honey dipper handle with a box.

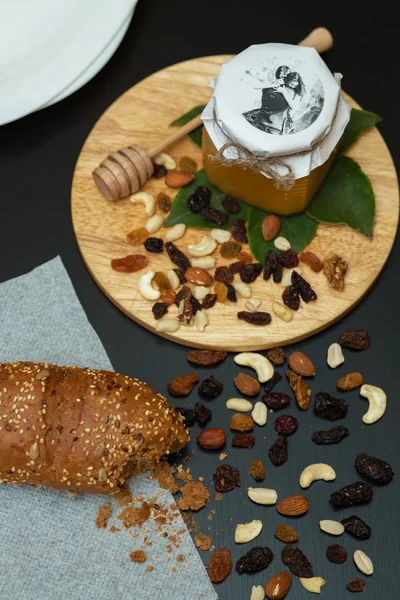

[298,27,334,53]
[148,114,203,158]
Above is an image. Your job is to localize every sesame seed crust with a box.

[0,362,189,494]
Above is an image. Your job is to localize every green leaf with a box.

[340,108,382,153]
[170,105,206,148]
[164,169,250,229]
[306,155,375,237]
[247,207,318,263]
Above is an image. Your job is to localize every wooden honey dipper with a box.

[93,27,333,202]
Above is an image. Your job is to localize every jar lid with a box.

[202,43,351,180]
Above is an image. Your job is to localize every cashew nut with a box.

[194,310,209,332]
[226,398,253,412]
[153,152,176,170]
[211,229,231,243]
[155,318,180,333]
[187,235,217,257]
[191,256,216,269]
[193,286,210,300]
[234,519,263,544]
[166,269,180,290]
[252,402,267,426]
[129,192,156,215]
[166,223,186,242]
[247,488,277,505]
[281,268,302,287]
[250,585,265,600]
[273,302,293,322]
[327,343,345,369]
[299,463,336,488]
[232,281,252,298]
[139,271,160,301]
[234,352,274,383]
[145,214,164,234]
[245,298,261,312]
[360,384,387,424]
[274,236,291,251]
[354,549,373,575]
[299,577,326,594]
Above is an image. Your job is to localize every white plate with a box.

[0,0,136,125]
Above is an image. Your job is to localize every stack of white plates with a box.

[0,0,138,126]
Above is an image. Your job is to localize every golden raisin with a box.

[230,413,254,432]
[127,227,148,247]
[153,272,172,290]
[237,251,253,264]
[179,156,197,174]
[160,289,176,306]
[111,255,148,272]
[214,282,228,303]
[220,241,241,259]
[157,193,172,213]
[300,251,323,272]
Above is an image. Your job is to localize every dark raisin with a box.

[275,415,298,436]
[235,546,274,574]
[281,545,314,578]
[229,261,245,275]
[341,516,371,540]
[231,218,248,243]
[327,544,347,564]
[355,453,394,485]
[201,293,217,309]
[200,206,229,225]
[267,347,286,365]
[165,242,191,270]
[339,329,370,350]
[346,579,366,592]
[173,268,187,284]
[269,437,288,466]
[278,250,299,268]
[190,295,202,315]
[314,392,348,420]
[176,407,196,427]
[187,186,211,213]
[175,285,192,307]
[273,262,283,283]
[264,372,282,394]
[198,375,223,398]
[194,402,212,425]
[227,284,237,302]
[152,302,168,320]
[240,263,263,283]
[282,285,300,310]
[330,482,373,507]
[263,250,278,281]
[144,237,164,253]
[232,433,255,448]
[312,426,349,444]
[238,311,271,325]
[152,163,168,178]
[213,464,240,492]
[263,392,291,411]
[291,271,317,302]
[214,266,234,284]
[187,349,227,365]
[222,196,241,214]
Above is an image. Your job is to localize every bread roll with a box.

[0,362,188,494]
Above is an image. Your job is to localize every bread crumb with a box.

[194,534,212,551]
[109,526,120,533]
[146,565,154,572]
[154,461,179,494]
[115,487,133,507]
[129,550,147,563]
[95,502,112,528]
[215,492,223,501]
[176,554,185,562]
[177,481,210,511]
[219,453,228,461]
[118,502,151,529]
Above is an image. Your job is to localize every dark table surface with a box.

[1,1,399,598]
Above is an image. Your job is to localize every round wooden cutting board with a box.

[71,55,399,351]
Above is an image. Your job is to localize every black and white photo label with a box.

[242,61,325,136]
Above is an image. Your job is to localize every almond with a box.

[165,170,195,188]
[265,571,292,599]
[185,267,214,286]
[234,372,260,396]
[288,352,315,377]
[276,494,309,516]
[197,428,226,450]
[262,214,281,241]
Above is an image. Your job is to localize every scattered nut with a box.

[234,519,263,544]
[354,550,373,575]
[165,170,195,188]
[153,152,176,170]
[234,352,274,383]
[195,309,209,332]
[211,229,231,243]
[232,281,252,298]
[327,343,345,369]
[187,235,217,257]
[226,398,253,412]
[276,495,309,516]
[193,286,210,300]
[360,384,387,424]
[139,271,161,301]
[185,267,214,286]
[299,463,336,488]
[262,214,281,241]
[265,571,292,599]
[166,223,186,242]
[251,585,266,600]
[252,402,267,426]
[299,577,326,594]
[248,488,277,505]
[191,256,216,269]
[281,268,302,287]
[145,214,164,234]
[273,302,293,322]
[245,298,261,312]
[197,428,226,450]
[166,269,180,290]
[337,372,363,391]
[155,318,180,333]
[129,191,156,215]
[319,520,345,536]
[234,373,260,396]
[323,254,348,291]
[288,352,315,377]
[274,236,291,251]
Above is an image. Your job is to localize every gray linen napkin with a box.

[0,257,217,600]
